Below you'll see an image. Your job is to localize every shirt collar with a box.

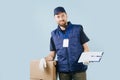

[57,21,72,31]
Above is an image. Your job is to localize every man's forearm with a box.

[83,43,89,52]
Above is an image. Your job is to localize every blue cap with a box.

[54,6,66,15]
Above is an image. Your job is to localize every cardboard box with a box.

[30,60,56,80]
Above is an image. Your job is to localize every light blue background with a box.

[0,0,120,80]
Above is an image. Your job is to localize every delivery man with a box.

[41,6,90,80]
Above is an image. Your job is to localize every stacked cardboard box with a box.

[30,60,56,80]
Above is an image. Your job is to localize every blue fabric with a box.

[50,22,90,72]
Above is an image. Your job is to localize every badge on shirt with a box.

[63,39,69,47]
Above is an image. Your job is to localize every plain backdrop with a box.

[0,0,120,80]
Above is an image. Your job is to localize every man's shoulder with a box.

[72,23,83,30]
[51,28,58,35]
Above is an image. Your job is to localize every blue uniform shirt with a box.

[50,22,89,51]
[50,22,90,72]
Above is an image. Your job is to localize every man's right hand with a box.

[39,51,55,71]
[45,51,56,61]
[39,58,47,71]
[45,56,53,61]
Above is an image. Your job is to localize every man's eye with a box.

[61,15,64,17]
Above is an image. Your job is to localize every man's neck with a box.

[60,26,66,30]
[59,23,68,31]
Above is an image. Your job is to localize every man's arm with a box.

[45,51,56,61]
[45,36,56,61]
[82,42,90,65]
[83,42,89,52]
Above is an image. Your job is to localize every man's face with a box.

[54,12,67,27]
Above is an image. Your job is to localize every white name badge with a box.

[63,39,69,47]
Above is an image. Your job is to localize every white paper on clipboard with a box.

[78,52,104,63]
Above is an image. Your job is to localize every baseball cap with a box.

[54,6,66,15]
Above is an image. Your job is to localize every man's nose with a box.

[59,17,64,21]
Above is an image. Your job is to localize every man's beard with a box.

[58,20,67,28]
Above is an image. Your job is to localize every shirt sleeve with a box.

[80,26,90,45]
[50,37,56,51]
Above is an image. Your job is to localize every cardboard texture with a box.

[30,60,56,80]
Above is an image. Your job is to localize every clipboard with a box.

[78,52,104,63]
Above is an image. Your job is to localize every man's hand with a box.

[39,58,47,71]
[45,51,56,61]
[45,56,53,61]
[83,61,89,65]
[39,51,56,71]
